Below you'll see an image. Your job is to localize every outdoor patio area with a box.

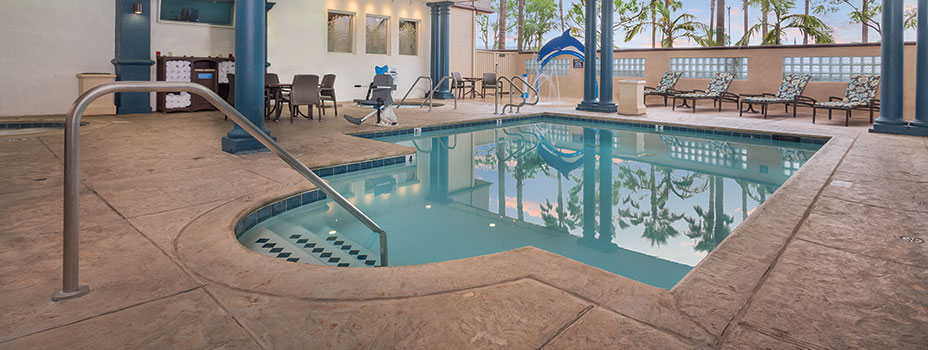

[1,99,926,349]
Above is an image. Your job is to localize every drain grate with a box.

[900,236,924,244]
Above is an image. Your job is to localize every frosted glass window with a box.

[668,57,748,80]
[398,19,418,56]
[327,12,354,53]
[366,15,389,55]
[527,59,570,76]
[614,58,645,77]
[782,56,880,81]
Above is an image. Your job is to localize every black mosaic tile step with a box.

[270,248,283,253]
[365,260,376,266]
[289,234,301,239]
[287,258,300,262]
[255,238,269,243]
[326,236,337,241]
[320,252,332,258]
[334,240,344,246]
[304,243,316,248]
[312,248,324,253]
[349,250,359,255]
[337,263,350,267]
[341,245,352,250]
[357,254,368,260]
[327,257,340,263]
[261,243,276,248]
[296,239,308,244]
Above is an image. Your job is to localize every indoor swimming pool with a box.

[238,119,823,289]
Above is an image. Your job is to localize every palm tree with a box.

[716,0,726,44]
[743,0,748,41]
[517,0,525,50]
[802,0,809,44]
[736,0,833,46]
[710,0,717,38]
[498,0,508,49]
[624,1,706,48]
[747,0,772,43]
[685,176,734,252]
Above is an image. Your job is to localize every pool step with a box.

[244,228,328,265]
[268,222,381,267]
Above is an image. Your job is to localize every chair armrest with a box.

[761,93,777,97]
[692,89,706,93]
[740,93,762,97]
[644,86,656,91]
[795,95,817,104]
[828,96,844,101]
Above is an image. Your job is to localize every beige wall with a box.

[449,7,475,77]
[476,44,918,119]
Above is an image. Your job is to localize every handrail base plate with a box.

[52,285,90,301]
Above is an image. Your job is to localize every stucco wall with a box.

[479,44,918,119]
[0,1,116,117]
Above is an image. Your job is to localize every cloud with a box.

[505,196,544,218]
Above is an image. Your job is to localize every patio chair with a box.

[344,74,397,126]
[289,74,323,123]
[320,74,337,116]
[482,73,499,98]
[643,71,682,106]
[451,72,471,98]
[265,73,291,121]
[812,74,881,126]
[739,74,815,119]
[673,72,739,113]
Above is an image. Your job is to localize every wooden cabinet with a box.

[155,56,234,113]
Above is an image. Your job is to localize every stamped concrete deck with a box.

[1,99,926,349]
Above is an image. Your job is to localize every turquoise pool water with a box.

[239,121,821,289]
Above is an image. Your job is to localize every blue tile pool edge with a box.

[347,114,830,146]
[234,154,411,239]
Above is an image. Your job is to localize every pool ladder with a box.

[53,81,389,301]
[396,75,457,112]
[494,75,539,115]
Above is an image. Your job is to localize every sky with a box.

[477,0,919,49]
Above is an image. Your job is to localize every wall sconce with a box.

[133,2,143,14]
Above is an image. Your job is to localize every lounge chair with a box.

[643,71,682,106]
[739,74,814,119]
[812,74,881,126]
[673,72,738,113]
[265,73,290,121]
[289,74,323,123]
[344,74,397,126]
[451,72,471,98]
[320,74,337,116]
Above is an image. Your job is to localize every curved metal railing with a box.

[425,75,458,111]
[396,76,433,111]
[497,76,526,114]
[511,75,540,106]
[53,81,389,301]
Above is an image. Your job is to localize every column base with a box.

[576,100,600,111]
[593,101,618,113]
[869,116,910,135]
[908,120,928,136]
[430,91,455,100]
[221,135,275,154]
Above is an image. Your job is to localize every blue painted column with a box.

[598,129,614,245]
[576,0,598,111]
[596,0,617,113]
[113,0,154,115]
[427,2,455,99]
[581,128,596,240]
[427,137,451,202]
[871,0,909,134]
[911,0,928,136]
[427,3,440,96]
[222,0,273,154]
[265,2,275,69]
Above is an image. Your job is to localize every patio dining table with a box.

[463,77,483,98]
[265,82,291,120]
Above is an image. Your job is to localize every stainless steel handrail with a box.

[53,81,389,301]
[510,76,540,106]
[396,76,433,111]
[425,75,458,111]
[497,76,526,114]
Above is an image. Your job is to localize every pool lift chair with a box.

[343,74,398,126]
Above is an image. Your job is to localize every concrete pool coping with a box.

[2,100,925,348]
[176,111,852,345]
